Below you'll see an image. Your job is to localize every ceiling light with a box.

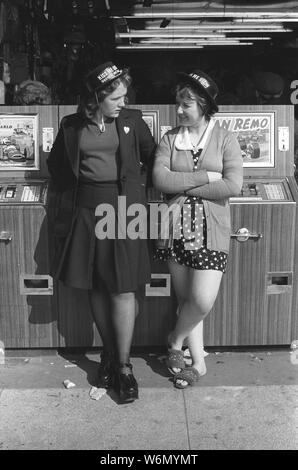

[194,41,253,45]
[117,45,204,49]
[140,38,228,43]
[144,24,290,32]
[234,18,298,23]
[117,43,253,50]
[215,29,289,33]
[139,37,271,43]
[122,11,298,19]
[120,28,290,37]
[119,32,226,38]
[221,37,271,40]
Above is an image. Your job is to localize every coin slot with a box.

[20,275,53,295]
[267,272,292,294]
[145,273,171,297]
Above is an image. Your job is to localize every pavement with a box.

[0,347,298,451]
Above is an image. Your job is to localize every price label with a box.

[42,127,54,152]
[278,126,289,151]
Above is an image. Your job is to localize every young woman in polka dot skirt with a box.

[152,70,243,388]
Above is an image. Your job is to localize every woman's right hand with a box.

[207,171,222,182]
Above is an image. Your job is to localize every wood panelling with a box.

[266,203,296,271]
[288,176,298,341]
[0,206,58,347]
[265,295,292,345]
[128,104,177,137]
[204,202,295,346]
[58,105,77,123]
[56,286,98,347]
[134,258,177,346]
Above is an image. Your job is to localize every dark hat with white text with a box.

[85,61,126,93]
[177,69,219,112]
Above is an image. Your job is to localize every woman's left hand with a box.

[207,171,222,182]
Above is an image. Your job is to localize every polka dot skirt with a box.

[154,149,228,273]
[154,197,228,272]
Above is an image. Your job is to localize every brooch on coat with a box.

[124,126,130,134]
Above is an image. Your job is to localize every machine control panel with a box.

[230,179,293,202]
[0,180,48,204]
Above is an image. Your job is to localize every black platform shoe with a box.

[113,362,139,403]
[97,351,114,388]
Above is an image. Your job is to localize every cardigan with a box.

[152,121,243,254]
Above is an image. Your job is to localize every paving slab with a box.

[0,349,297,450]
[0,387,188,450]
[184,385,298,450]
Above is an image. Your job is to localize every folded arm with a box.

[152,133,209,193]
[186,133,243,199]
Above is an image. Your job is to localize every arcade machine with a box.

[204,105,298,345]
[0,105,59,347]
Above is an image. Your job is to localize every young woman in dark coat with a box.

[47,62,156,403]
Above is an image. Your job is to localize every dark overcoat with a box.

[47,108,156,281]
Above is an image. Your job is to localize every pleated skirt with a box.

[60,181,151,293]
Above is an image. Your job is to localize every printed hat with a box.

[177,69,219,112]
[85,61,125,93]
[253,71,284,97]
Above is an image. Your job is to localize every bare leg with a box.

[187,321,207,376]
[167,260,189,373]
[168,260,207,376]
[171,270,223,348]
[170,263,206,369]
[168,260,189,309]
[135,296,139,318]
[173,269,223,387]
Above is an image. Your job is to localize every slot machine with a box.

[0,105,59,347]
[204,105,298,346]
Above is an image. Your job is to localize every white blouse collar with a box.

[175,117,216,151]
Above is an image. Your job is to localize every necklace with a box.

[188,122,208,153]
[93,112,106,133]
[98,115,105,133]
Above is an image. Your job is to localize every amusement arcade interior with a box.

[1,0,298,349]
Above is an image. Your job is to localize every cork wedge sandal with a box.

[166,348,186,375]
[173,367,200,389]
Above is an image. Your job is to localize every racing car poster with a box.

[0,114,39,170]
[215,112,275,167]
